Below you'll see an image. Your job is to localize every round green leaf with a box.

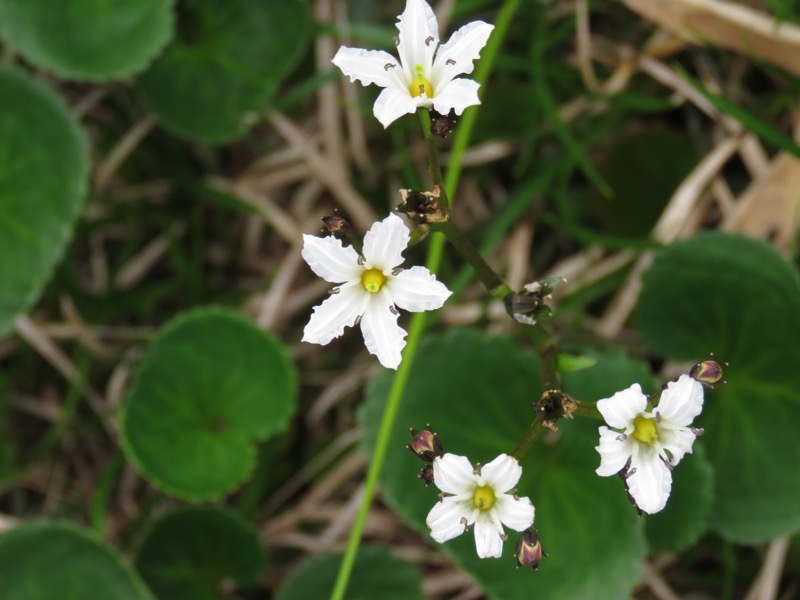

[137,0,310,142]
[120,307,297,500]
[136,506,266,600]
[275,547,425,600]
[637,233,800,543]
[0,521,154,600]
[0,66,88,338]
[0,0,173,81]
[361,329,646,600]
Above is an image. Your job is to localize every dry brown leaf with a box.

[723,152,800,252]
[621,0,800,77]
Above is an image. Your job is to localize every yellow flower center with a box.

[409,64,433,98]
[473,485,496,512]
[631,415,659,446]
[361,268,387,293]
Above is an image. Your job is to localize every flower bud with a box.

[515,529,547,570]
[321,213,351,235]
[429,109,457,137]
[394,186,447,224]
[407,426,444,462]
[418,464,434,486]
[690,359,725,387]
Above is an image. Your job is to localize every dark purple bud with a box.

[690,358,725,386]
[429,109,458,137]
[321,214,351,235]
[407,426,444,462]
[418,464,434,486]
[515,529,547,570]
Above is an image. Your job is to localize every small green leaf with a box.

[0,66,88,337]
[637,233,800,543]
[555,353,597,375]
[0,0,174,81]
[275,547,425,600]
[136,506,266,600]
[0,521,154,600]
[137,0,311,142]
[120,307,297,500]
[361,330,646,600]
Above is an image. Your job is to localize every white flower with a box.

[595,375,705,514]
[331,0,494,128]
[301,214,451,369]
[426,453,535,558]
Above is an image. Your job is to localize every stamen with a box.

[616,434,628,442]
[384,63,396,71]
[425,35,434,46]
[389,305,399,315]
[391,266,403,275]
[691,427,705,436]
[357,256,365,265]
[446,58,456,65]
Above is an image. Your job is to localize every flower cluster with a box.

[332,0,494,127]
[595,375,705,514]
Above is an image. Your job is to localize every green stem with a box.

[329,314,427,600]
[573,399,603,420]
[330,3,520,598]
[418,110,446,198]
[434,220,509,297]
[419,109,508,297]
[511,418,546,460]
[526,323,559,391]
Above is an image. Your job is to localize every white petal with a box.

[388,266,452,312]
[433,453,477,494]
[372,86,423,128]
[480,454,522,492]
[596,384,648,430]
[331,46,405,88]
[494,494,535,532]
[396,0,438,82]
[473,513,504,558]
[627,447,672,514]
[595,426,632,476]
[302,284,367,345]
[359,290,406,369]
[431,21,494,85]
[431,78,481,116]
[659,426,697,466]
[302,234,361,283]
[362,213,409,270]
[427,496,471,543]
[655,374,704,427]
